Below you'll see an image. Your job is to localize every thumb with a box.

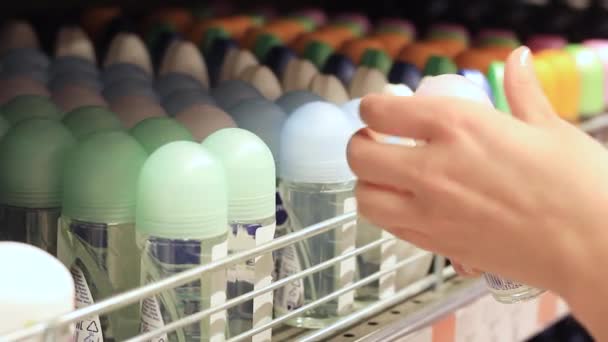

[503,46,556,123]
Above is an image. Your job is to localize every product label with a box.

[336,197,357,315]
[378,230,397,300]
[71,266,104,342]
[140,296,168,342]
[208,241,228,342]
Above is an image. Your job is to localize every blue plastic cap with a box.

[322,53,357,86]
[162,88,216,116]
[275,90,325,115]
[211,80,263,110]
[155,73,205,100]
[389,62,422,90]
[263,45,297,80]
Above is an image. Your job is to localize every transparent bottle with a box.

[58,131,147,341]
[136,141,228,342]
[203,128,276,341]
[277,101,357,329]
[0,119,76,255]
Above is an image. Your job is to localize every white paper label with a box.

[253,224,275,342]
[337,197,357,315]
[378,230,397,299]
[71,266,104,342]
[140,296,169,342]
[209,241,228,342]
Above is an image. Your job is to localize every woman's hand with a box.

[347,47,608,339]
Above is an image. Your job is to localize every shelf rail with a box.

[0,211,450,342]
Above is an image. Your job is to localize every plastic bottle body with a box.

[57,216,141,341]
[227,216,275,339]
[138,232,228,342]
[0,205,60,255]
[276,180,357,329]
[483,273,546,304]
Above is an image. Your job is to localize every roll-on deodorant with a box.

[136,141,228,342]
[58,131,147,341]
[416,75,545,304]
[275,90,324,115]
[2,95,64,125]
[130,116,194,154]
[0,242,75,341]
[203,128,276,340]
[62,106,123,140]
[277,101,357,328]
[0,119,75,254]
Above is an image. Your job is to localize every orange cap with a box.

[264,20,308,44]
[340,38,386,63]
[425,39,468,57]
[482,46,515,60]
[455,48,498,73]
[144,7,194,34]
[398,42,447,70]
[81,7,121,41]
[537,50,580,121]
[222,16,257,40]
[374,32,411,58]
[240,26,265,49]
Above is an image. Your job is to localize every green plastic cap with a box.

[62,131,148,223]
[203,128,275,221]
[361,49,392,75]
[136,141,228,239]
[130,117,194,154]
[303,40,334,69]
[423,55,458,76]
[2,95,63,125]
[565,44,605,117]
[254,33,283,61]
[0,119,76,208]
[0,116,9,139]
[487,62,511,114]
[62,106,124,140]
[202,26,231,54]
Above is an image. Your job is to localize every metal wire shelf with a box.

[1,211,448,342]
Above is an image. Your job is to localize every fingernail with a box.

[519,46,531,68]
[515,46,540,86]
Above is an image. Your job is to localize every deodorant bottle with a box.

[0,119,75,254]
[0,242,75,341]
[203,128,276,340]
[58,131,147,341]
[277,101,357,329]
[136,141,228,342]
[416,75,545,304]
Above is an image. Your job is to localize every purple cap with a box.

[527,34,567,52]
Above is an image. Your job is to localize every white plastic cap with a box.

[0,242,74,335]
[280,101,355,183]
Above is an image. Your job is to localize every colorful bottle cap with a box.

[425,39,468,57]
[104,33,153,75]
[389,61,422,90]
[62,106,123,140]
[423,55,458,76]
[291,8,327,27]
[238,64,283,101]
[146,24,181,69]
[538,50,580,122]
[275,90,324,114]
[136,142,227,239]
[309,74,349,104]
[527,34,567,52]
[162,89,216,116]
[349,66,388,98]
[0,242,74,336]
[49,55,98,80]
[0,119,76,208]
[565,44,605,118]
[111,95,167,129]
[282,58,319,92]
[102,79,159,103]
[427,23,470,43]
[55,26,97,62]
[130,117,194,154]
[333,13,371,35]
[383,83,413,97]
[2,95,64,125]
[211,79,263,110]
[159,41,209,88]
[454,48,499,74]
[52,86,107,113]
[201,26,231,54]
[263,45,297,80]
[416,75,493,108]
[155,72,205,100]
[376,18,416,39]
[341,38,386,64]
[487,62,510,113]
[374,32,411,59]
[175,104,237,141]
[533,54,559,115]
[584,39,608,106]
[457,69,493,103]
[303,40,334,69]
[206,38,238,86]
[0,77,50,104]
[101,62,152,86]
[228,98,286,168]
[63,130,147,223]
[322,53,356,86]
[49,72,102,93]
[360,49,393,75]
[219,49,258,83]
[398,43,448,70]
[280,101,354,183]
[203,128,275,221]
[253,33,283,61]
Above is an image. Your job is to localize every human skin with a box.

[347,46,608,340]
